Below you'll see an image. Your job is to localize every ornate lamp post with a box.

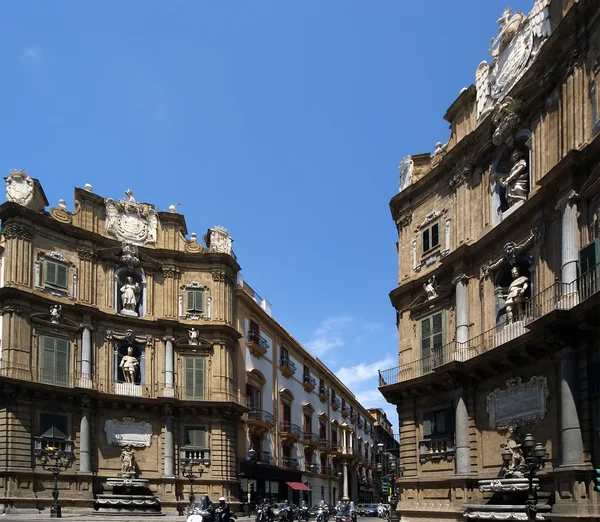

[521,434,547,522]
[180,448,210,513]
[34,438,74,518]
[376,443,404,522]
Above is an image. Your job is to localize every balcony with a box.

[302,432,320,447]
[280,421,302,442]
[279,357,297,378]
[331,397,341,410]
[257,450,273,464]
[341,405,350,418]
[247,409,275,433]
[379,266,600,387]
[179,384,248,406]
[419,437,454,463]
[318,386,329,402]
[303,374,316,392]
[349,411,356,422]
[282,457,299,470]
[247,331,269,358]
[321,465,334,476]
[181,446,211,466]
[357,418,364,429]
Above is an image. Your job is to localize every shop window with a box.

[41,336,69,386]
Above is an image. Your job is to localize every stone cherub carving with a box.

[188,328,199,345]
[501,426,525,477]
[120,445,136,477]
[49,304,62,324]
[502,266,529,323]
[119,346,140,383]
[120,276,141,315]
[423,277,438,300]
[500,150,528,208]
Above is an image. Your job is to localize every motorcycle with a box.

[279,504,294,522]
[256,501,275,522]
[187,507,214,522]
[316,505,330,522]
[215,505,237,522]
[298,505,310,521]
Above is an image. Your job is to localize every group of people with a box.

[187,495,234,522]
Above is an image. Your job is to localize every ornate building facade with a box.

[237,278,377,506]
[0,174,376,514]
[379,1,600,521]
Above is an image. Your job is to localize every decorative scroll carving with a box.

[161,265,179,278]
[77,247,96,261]
[486,376,549,430]
[105,417,152,448]
[106,329,151,345]
[105,190,158,245]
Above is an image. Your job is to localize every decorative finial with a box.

[84,183,93,192]
[58,199,66,209]
[190,232,197,242]
[168,203,180,213]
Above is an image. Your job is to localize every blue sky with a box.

[0,0,532,424]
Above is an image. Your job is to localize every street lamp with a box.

[376,444,403,522]
[520,434,547,522]
[34,438,74,518]
[180,449,209,512]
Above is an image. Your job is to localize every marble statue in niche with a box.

[49,304,62,324]
[423,277,438,300]
[500,150,529,208]
[502,266,529,323]
[120,445,136,477]
[120,277,141,315]
[120,346,140,383]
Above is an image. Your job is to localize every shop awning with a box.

[286,482,311,491]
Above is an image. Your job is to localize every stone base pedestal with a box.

[94,477,163,516]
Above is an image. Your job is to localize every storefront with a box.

[240,460,305,504]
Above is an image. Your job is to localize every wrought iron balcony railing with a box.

[303,374,316,388]
[282,457,299,470]
[331,397,341,409]
[248,409,275,425]
[279,357,297,374]
[302,432,320,444]
[379,265,600,386]
[281,421,302,438]
[247,330,269,352]
[257,450,273,464]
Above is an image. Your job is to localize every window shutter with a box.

[432,312,445,364]
[423,411,434,437]
[184,357,195,399]
[55,339,69,386]
[186,291,196,313]
[195,290,204,312]
[40,412,68,440]
[42,336,56,383]
[194,358,205,400]
[431,223,439,248]
[422,229,430,253]
[45,262,57,285]
[56,264,68,289]
[420,318,431,359]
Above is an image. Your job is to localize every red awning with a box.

[286,482,311,491]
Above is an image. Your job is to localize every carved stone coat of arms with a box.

[105,190,158,246]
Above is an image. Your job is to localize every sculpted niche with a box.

[494,255,533,325]
[115,262,145,317]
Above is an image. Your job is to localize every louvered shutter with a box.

[194,358,205,400]
[420,317,432,374]
[42,336,56,384]
[44,262,57,286]
[56,264,68,289]
[186,291,195,313]
[184,357,195,399]
[55,339,69,386]
[422,229,430,253]
[431,223,439,249]
[432,312,444,366]
[423,411,434,437]
[195,291,204,312]
[579,239,600,296]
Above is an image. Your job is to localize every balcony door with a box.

[281,402,291,424]
[247,384,262,410]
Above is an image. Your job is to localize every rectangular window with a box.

[246,384,262,410]
[44,260,68,289]
[422,407,454,439]
[249,320,259,334]
[281,346,289,362]
[303,365,310,378]
[319,422,327,439]
[41,336,69,386]
[184,425,207,447]
[303,414,312,433]
[40,412,68,440]
[580,239,600,297]
[420,311,445,373]
[422,222,440,254]
[186,289,204,313]
[250,433,262,452]
[184,357,206,400]
[281,402,291,423]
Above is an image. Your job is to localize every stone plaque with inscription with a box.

[486,376,548,429]
[105,417,152,448]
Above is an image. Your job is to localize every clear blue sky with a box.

[0,0,532,424]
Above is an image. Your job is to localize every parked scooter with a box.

[187,495,215,522]
[316,501,330,522]
[256,499,275,522]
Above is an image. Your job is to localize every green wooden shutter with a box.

[195,291,204,312]
[42,336,56,384]
[40,412,68,440]
[184,357,205,400]
[421,317,432,374]
[55,339,69,386]
[423,411,434,437]
[194,358,205,400]
[186,291,195,313]
[432,312,445,366]
[184,357,195,399]
[56,264,68,289]
[184,426,206,447]
[44,262,57,286]
[431,223,439,249]
[579,240,600,296]
[186,290,205,313]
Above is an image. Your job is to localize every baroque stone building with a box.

[379,1,600,521]
[0,173,376,514]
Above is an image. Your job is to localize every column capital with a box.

[395,213,412,231]
[555,190,578,211]
[162,336,175,343]
[452,274,469,286]
[163,403,174,417]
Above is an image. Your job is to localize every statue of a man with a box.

[49,304,62,324]
[119,346,139,383]
[503,266,529,323]
[189,328,199,345]
[423,277,438,300]
[500,150,528,207]
[120,276,141,314]
[120,445,136,476]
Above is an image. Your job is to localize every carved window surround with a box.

[179,281,211,321]
[35,252,77,301]
[413,210,451,272]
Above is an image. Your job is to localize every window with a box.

[420,311,445,372]
[40,412,68,440]
[186,289,204,314]
[184,425,207,448]
[303,365,310,378]
[184,357,206,400]
[41,336,69,386]
[281,402,291,423]
[332,428,338,445]
[422,222,440,254]
[247,384,262,410]
[303,414,312,433]
[44,260,68,289]
[319,421,327,439]
[280,346,289,363]
[249,320,259,335]
[422,408,454,439]
[250,433,262,451]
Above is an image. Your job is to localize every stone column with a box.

[556,190,579,285]
[342,462,349,500]
[79,394,92,473]
[559,349,584,467]
[453,275,469,361]
[163,336,175,392]
[454,388,471,475]
[163,404,175,477]
[81,325,92,377]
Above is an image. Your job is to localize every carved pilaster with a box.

[161,265,179,318]
[3,222,34,287]
[77,247,96,304]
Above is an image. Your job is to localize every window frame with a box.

[183,425,207,448]
[419,311,446,372]
[185,288,205,314]
[184,356,206,400]
[421,221,441,255]
[43,259,69,289]
[39,412,68,440]
[41,335,70,386]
